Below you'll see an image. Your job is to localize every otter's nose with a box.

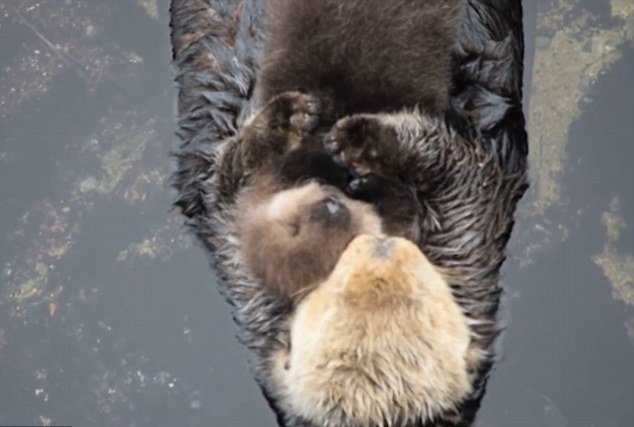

[310,196,351,228]
[372,237,393,259]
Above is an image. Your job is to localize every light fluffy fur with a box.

[235,180,383,304]
[270,235,481,427]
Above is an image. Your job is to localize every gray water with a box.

[0,1,631,426]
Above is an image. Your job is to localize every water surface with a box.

[0,1,632,426]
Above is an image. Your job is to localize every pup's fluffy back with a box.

[256,0,463,116]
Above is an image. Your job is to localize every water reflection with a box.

[0,0,631,426]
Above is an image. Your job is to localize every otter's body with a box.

[257,0,463,117]
[170,0,528,425]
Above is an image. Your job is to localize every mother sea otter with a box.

[170,0,528,425]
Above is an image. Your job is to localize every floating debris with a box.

[136,0,159,21]
[594,250,634,306]
[535,36,552,50]
[0,1,125,116]
[527,0,634,214]
[117,214,191,264]
[126,52,144,64]
[611,0,634,22]
[593,197,634,306]
[2,110,170,317]
[602,197,627,242]
[79,176,99,193]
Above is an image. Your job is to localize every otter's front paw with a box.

[242,91,321,171]
[324,115,400,176]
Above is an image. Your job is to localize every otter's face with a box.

[273,235,478,427]
[236,181,382,304]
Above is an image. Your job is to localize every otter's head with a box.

[235,181,382,305]
[273,235,481,426]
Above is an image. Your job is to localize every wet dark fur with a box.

[256,0,463,117]
[170,0,528,426]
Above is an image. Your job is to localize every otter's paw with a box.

[241,91,320,170]
[260,91,320,136]
[324,115,400,176]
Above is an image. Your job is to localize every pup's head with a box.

[236,181,382,304]
[275,235,479,426]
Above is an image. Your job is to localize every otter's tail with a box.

[170,0,264,219]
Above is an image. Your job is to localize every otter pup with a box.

[170,0,528,425]
[236,179,382,305]
[216,90,386,306]
[211,88,421,307]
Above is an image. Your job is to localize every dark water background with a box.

[0,1,632,426]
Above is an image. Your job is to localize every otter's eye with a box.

[324,197,342,215]
[289,220,301,236]
[309,196,351,228]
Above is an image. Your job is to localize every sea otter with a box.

[170,0,528,425]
